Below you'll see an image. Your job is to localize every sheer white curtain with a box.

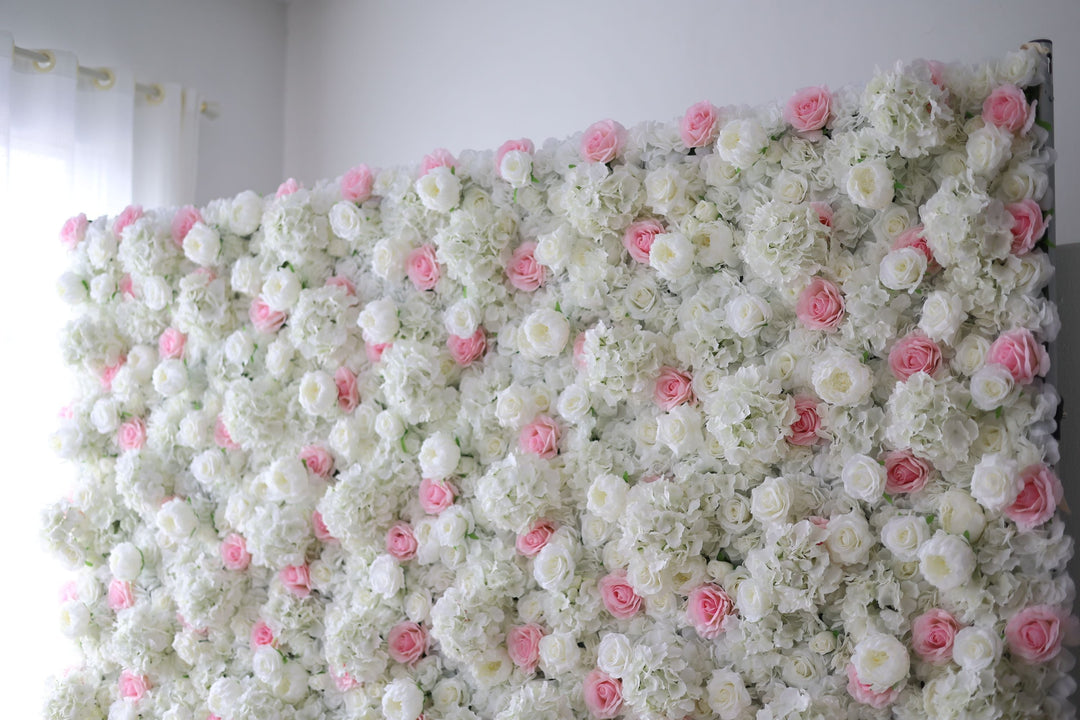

[0,30,201,718]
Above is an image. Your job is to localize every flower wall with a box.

[47,45,1071,720]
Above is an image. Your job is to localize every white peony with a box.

[938,489,986,541]
[846,159,895,210]
[383,677,425,720]
[533,539,576,592]
[952,626,1001,672]
[369,553,405,598]
[109,542,143,581]
[751,476,793,526]
[152,359,188,397]
[156,498,197,540]
[298,370,337,416]
[826,511,872,564]
[415,165,461,213]
[519,308,570,358]
[851,633,909,691]
[182,222,221,266]
[649,231,695,281]
[716,118,768,168]
[419,432,460,481]
[918,531,976,590]
[919,291,964,343]
[444,298,481,337]
[261,269,302,312]
[970,453,1021,511]
[499,149,533,188]
[358,297,399,343]
[726,294,772,337]
[811,351,873,406]
[969,364,1017,411]
[538,632,581,675]
[881,515,929,561]
[229,190,263,236]
[587,473,628,523]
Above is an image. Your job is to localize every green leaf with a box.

[925,514,935,525]
[963,530,971,541]
[568,164,576,169]
[530,172,538,183]
[555,301,562,313]
[1035,118,1053,132]
[462,287,467,298]
[831,629,840,638]
[454,436,461,447]
[513,188,518,204]
[622,471,630,483]
[995,406,1003,418]
[861,350,871,363]
[883,493,894,505]
[466,532,479,540]
[400,432,408,453]
[894,181,906,190]
[450,166,456,175]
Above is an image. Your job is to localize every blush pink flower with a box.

[884,449,932,495]
[276,178,300,198]
[214,416,240,450]
[221,533,251,570]
[113,205,143,236]
[892,225,938,270]
[332,669,359,692]
[506,242,546,291]
[118,670,150,702]
[334,366,360,412]
[249,297,287,334]
[312,510,336,543]
[251,620,277,649]
[516,519,556,557]
[572,333,588,370]
[983,84,1034,134]
[598,571,643,619]
[623,218,665,264]
[280,564,312,598]
[448,328,487,367]
[926,59,946,88]
[911,609,960,664]
[158,328,186,360]
[987,328,1049,384]
[583,669,623,719]
[117,418,146,451]
[300,445,334,479]
[1005,199,1048,256]
[341,164,374,203]
[388,621,428,665]
[366,341,390,363]
[119,274,135,299]
[1005,464,1063,531]
[419,477,457,514]
[171,205,203,247]
[326,275,356,295]
[386,521,419,561]
[101,358,125,390]
[846,664,898,709]
[407,244,440,291]
[60,213,88,250]
[581,119,627,164]
[108,579,135,611]
[507,623,544,673]
[888,333,943,381]
[654,366,695,411]
[796,277,845,330]
[520,415,560,459]
[680,100,720,149]
[496,138,534,172]
[1006,605,1066,663]
[420,148,457,176]
[686,583,735,639]
[788,395,823,446]
[809,201,834,228]
[784,86,832,134]
[59,581,78,602]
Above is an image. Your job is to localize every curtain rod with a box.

[12,45,219,119]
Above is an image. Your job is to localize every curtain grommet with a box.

[91,68,116,91]
[32,49,56,73]
[145,83,165,105]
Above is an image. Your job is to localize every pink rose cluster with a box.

[334,366,360,412]
[680,101,719,149]
[249,297,287,334]
[520,415,560,459]
[787,395,823,446]
[1006,605,1069,663]
[1006,199,1048,255]
[583,669,623,719]
[420,148,457,176]
[982,84,1035,134]
[280,564,312,598]
[407,244,440,291]
[60,213,88,250]
[507,623,545,673]
[516,519,555,557]
[623,218,665,265]
[1004,464,1062,531]
[447,328,487,367]
[892,225,937,270]
[846,664,898,709]
[784,86,832,136]
[654,366,695,411]
[888,333,942,381]
[883,449,932,495]
[580,119,626,164]
[341,163,374,203]
[987,328,1049,385]
[386,521,419,561]
[221,533,251,570]
[300,445,334,479]
[388,621,428,665]
[686,583,734,639]
[598,571,642,619]
[796,277,845,330]
[419,477,457,514]
[506,242,545,292]
[911,608,960,664]
[171,205,203,247]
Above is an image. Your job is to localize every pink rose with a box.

[892,225,938,270]
[101,358,125,390]
[1006,605,1066,662]
[846,664,898,709]
[118,670,150,702]
[573,333,588,370]
[623,218,665,264]
[911,609,960,664]
[507,623,544,673]
[332,669,359,692]
[448,328,487,366]
[276,178,300,198]
[407,244,440,291]
[60,213,88,250]
[326,275,356,295]
[686,583,734,639]
[654,366,695,411]
[888,333,942,381]
[884,449,932,495]
[809,201,833,228]
[496,138,534,172]
[680,100,720,149]
[1004,464,1063,531]
[419,477,457,514]
[334,366,360,412]
[119,274,136,299]
[388,621,429,665]
[312,510,336,543]
[598,571,643,619]
[982,84,1034,134]
[171,205,203,247]
[251,620,277,649]
[341,164,374,203]
[516,519,556,557]
[113,205,143,236]
[300,445,334,478]
[580,119,627,164]
[108,579,135,611]
[386,521,419,561]
[506,242,546,291]
[158,328,186,360]
[221,533,251,570]
[520,415,560,459]
[249,297,287,334]
[788,395,823,446]
[280,564,312,598]
[1006,199,1048,256]
[796,277,845,330]
[987,328,1049,385]
[118,418,146,452]
[926,59,946,88]
[420,148,457,176]
[583,669,623,719]
[784,86,831,134]
[214,416,240,450]
[366,341,391,363]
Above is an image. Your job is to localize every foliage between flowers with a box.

[47,46,1072,720]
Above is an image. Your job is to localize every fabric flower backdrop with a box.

[47,44,1070,720]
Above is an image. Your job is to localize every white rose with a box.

[952,626,1001,672]
[966,124,1013,176]
[499,149,533,188]
[109,542,143,581]
[156,498,197,540]
[90,398,120,434]
[809,631,837,654]
[152,359,188,396]
[726,294,772,337]
[707,669,752,720]
[415,166,461,213]
[846,159,895,210]
[494,386,531,428]
[435,506,469,546]
[842,454,886,503]
[811,351,873,406]
[657,405,703,456]
[372,237,408,282]
[736,579,772,622]
[224,330,254,366]
[649,232,695,281]
[375,410,405,440]
[917,531,976,591]
[229,190,263,236]
[953,333,991,376]
[851,633,909,691]
[252,644,284,685]
[881,515,929,561]
[382,677,425,720]
[329,201,363,241]
[519,308,570,358]
[431,679,466,711]
[557,384,592,424]
[126,345,156,382]
[597,633,633,678]
[56,272,89,305]
[404,591,431,624]
[444,299,480,337]
[369,553,405,598]
[261,269,302,312]
[879,247,927,291]
[751,477,793,526]
[969,364,1017,411]
[141,276,171,311]
[533,539,576,592]
[208,678,243,718]
[358,297,399,344]
[59,601,90,638]
[265,338,294,377]
[538,632,581,675]
[182,222,221,266]
[419,431,460,481]
[938,489,986,541]
[919,291,964,343]
[266,457,309,502]
[230,256,262,296]
[191,450,225,487]
[716,118,768,168]
[587,473,628,523]
[773,169,808,204]
[970,453,1021,511]
[274,661,308,704]
[826,511,872,564]
[298,370,338,416]
[88,273,115,304]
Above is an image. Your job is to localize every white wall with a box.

[1,0,288,203]
[284,0,1078,243]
